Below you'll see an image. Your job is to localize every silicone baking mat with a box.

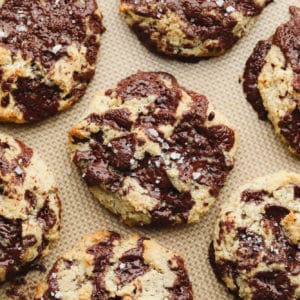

[1,0,300,299]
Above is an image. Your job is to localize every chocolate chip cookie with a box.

[210,171,300,299]
[0,132,61,282]
[69,71,237,226]
[35,230,193,299]
[0,0,104,123]
[243,6,300,156]
[120,0,271,59]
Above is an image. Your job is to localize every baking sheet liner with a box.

[1,0,300,298]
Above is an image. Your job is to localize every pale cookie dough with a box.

[210,171,300,300]
[35,230,193,300]
[120,0,271,59]
[68,71,237,226]
[0,0,104,123]
[0,132,61,282]
[243,6,300,156]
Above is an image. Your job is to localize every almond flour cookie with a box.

[0,132,61,282]
[119,0,271,59]
[210,171,300,300]
[35,230,193,300]
[0,0,104,123]
[243,6,300,156]
[69,71,237,226]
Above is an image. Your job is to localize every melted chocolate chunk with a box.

[87,232,120,300]
[208,125,235,151]
[12,77,61,123]
[182,91,208,124]
[86,109,133,132]
[243,40,272,120]
[167,255,193,300]
[241,189,270,204]
[85,160,122,192]
[73,138,123,192]
[264,204,290,223]
[250,271,296,300]
[37,200,57,232]
[107,134,136,171]
[273,7,300,90]
[0,0,103,68]
[278,108,300,155]
[115,238,149,284]
[132,154,195,225]
[263,205,300,275]
[117,72,182,126]
[116,72,177,101]
[170,120,234,196]
[103,109,133,131]
[236,228,265,271]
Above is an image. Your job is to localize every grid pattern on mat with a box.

[0,0,300,299]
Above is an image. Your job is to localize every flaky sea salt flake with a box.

[16,25,27,32]
[52,44,62,54]
[226,5,235,13]
[14,166,23,175]
[216,0,224,7]
[192,172,201,180]
[170,152,180,160]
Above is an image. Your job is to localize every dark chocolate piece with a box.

[241,189,270,204]
[115,238,149,284]
[243,40,272,120]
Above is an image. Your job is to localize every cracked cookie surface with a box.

[0,0,104,123]
[243,6,300,156]
[35,230,193,300]
[210,171,300,300]
[68,71,237,226]
[120,0,271,59]
[0,132,60,282]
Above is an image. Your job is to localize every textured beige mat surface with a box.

[1,0,300,299]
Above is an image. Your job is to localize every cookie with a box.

[0,0,104,123]
[0,132,61,282]
[119,0,271,59]
[243,6,300,156]
[210,171,300,300]
[35,230,193,300]
[68,71,237,226]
